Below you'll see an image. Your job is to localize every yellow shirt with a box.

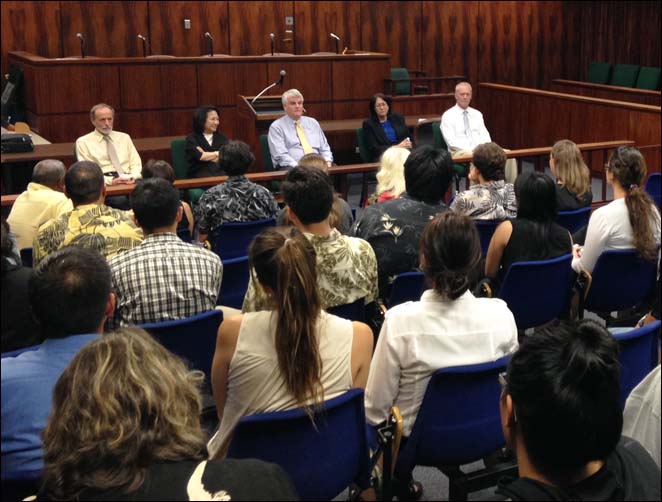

[75,130,142,185]
[6,183,73,250]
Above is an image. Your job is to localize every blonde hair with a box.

[551,140,590,199]
[376,146,409,197]
[42,328,206,500]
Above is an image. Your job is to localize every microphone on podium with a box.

[137,34,148,58]
[252,70,287,105]
[269,33,275,56]
[330,33,341,54]
[204,32,214,57]
[76,33,87,59]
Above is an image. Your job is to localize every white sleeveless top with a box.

[208,310,354,458]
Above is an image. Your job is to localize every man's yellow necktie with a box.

[295,121,314,154]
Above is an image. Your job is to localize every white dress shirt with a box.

[623,365,661,468]
[440,104,492,152]
[365,289,518,436]
[267,115,333,168]
[75,129,142,184]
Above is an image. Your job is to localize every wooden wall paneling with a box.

[331,59,389,101]
[228,1,294,56]
[267,61,332,104]
[27,113,92,145]
[360,1,421,70]
[198,62,269,107]
[120,65,163,109]
[148,1,230,57]
[421,1,479,82]
[293,1,361,55]
[120,110,173,138]
[161,64,198,108]
[218,106,239,141]
[60,1,149,58]
[391,95,456,117]
[1,1,61,78]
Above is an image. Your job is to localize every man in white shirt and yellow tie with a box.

[75,103,142,186]
[440,82,517,183]
[267,89,334,169]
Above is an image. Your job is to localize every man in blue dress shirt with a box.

[267,88,334,169]
[1,246,114,480]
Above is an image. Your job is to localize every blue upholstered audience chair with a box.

[475,220,503,257]
[611,320,660,407]
[586,61,612,84]
[393,356,517,501]
[555,207,591,235]
[327,297,366,322]
[1,344,40,358]
[216,256,250,310]
[210,218,276,261]
[19,247,32,268]
[139,309,223,381]
[579,249,657,321]
[226,388,371,500]
[387,271,426,309]
[498,254,574,330]
[645,172,661,209]
[176,227,192,243]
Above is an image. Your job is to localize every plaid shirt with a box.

[108,233,222,329]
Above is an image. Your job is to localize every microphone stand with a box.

[270,33,275,56]
[251,72,285,105]
[77,34,86,59]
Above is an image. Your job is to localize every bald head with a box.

[32,159,66,189]
[454,82,473,109]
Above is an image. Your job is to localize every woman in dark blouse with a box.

[550,139,593,211]
[485,171,572,290]
[185,105,229,178]
[362,93,412,161]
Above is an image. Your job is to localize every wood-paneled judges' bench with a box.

[8,50,392,144]
[550,80,661,106]
[1,140,635,207]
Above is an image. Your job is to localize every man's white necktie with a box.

[103,135,125,174]
[463,110,474,147]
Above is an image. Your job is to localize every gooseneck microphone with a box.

[251,70,287,105]
[204,32,214,57]
[330,33,340,54]
[137,34,148,57]
[76,33,87,59]
[269,33,275,56]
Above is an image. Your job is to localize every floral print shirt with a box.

[450,180,517,220]
[352,194,449,298]
[242,228,378,312]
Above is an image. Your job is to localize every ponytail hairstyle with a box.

[249,226,324,413]
[419,211,481,300]
[550,139,590,199]
[607,147,658,261]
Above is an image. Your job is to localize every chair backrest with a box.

[216,255,250,309]
[19,247,32,268]
[391,67,411,95]
[499,254,574,330]
[635,66,661,90]
[176,227,192,243]
[170,138,188,179]
[555,206,591,235]
[394,356,511,478]
[13,121,31,134]
[585,249,658,313]
[355,128,372,163]
[327,297,365,322]
[587,61,612,84]
[611,320,660,406]
[432,121,447,149]
[475,219,503,257]
[1,343,40,358]
[412,119,439,147]
[387,271,426,308]
[139,309,223,379]
[645,172,661,209]
[210,218,276,260]
[609,64,640,87]
[259,134,275,171]
[227,388,371,500]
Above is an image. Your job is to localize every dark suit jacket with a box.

[185,132,229,178]
[362,112,409,162]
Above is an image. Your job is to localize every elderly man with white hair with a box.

[267,89,333,169]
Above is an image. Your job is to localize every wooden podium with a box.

[237,95,284,171]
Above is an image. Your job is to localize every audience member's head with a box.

[131,178,181,233]
[32,159,66,190]
[282,166,334,225]
[606,146,657,261]
[550,139,590,198]
[501,320,621,479]
[404,145,453,205]
[420,211,481,300]
[89,103,115,135]
[29,246,112,339]
[64,161,105,206]
[41,327,206,500]
[298,153,328,172]
[369,93,393,121]
[515,171,558,223]
[249,226,322,412]
[376,146,409,197]
[471,142,507,182]
[192,105,221,135]
[142,159,176,184]
[219,141,255,176]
